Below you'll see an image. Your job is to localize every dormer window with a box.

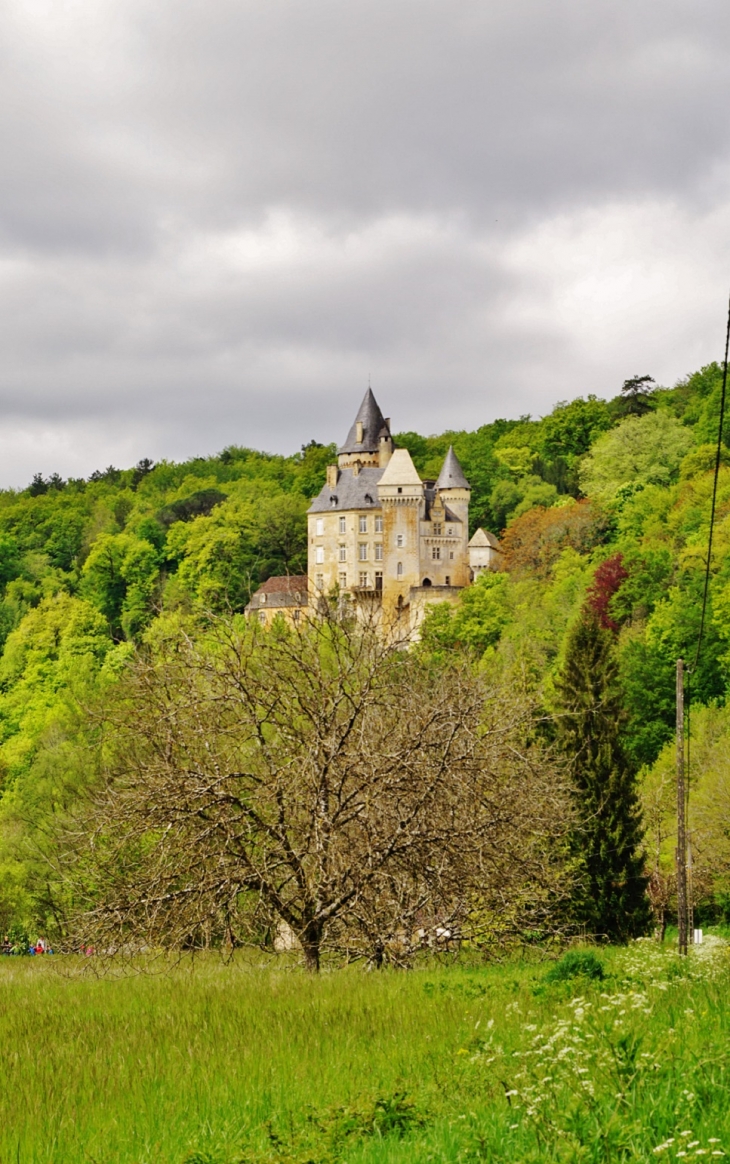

[260,594,267,604]
[356,421,363,443]
[330,495,338,507]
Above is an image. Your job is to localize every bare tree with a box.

[64,611,572,969]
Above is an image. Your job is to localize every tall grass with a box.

[2,939,729,1162]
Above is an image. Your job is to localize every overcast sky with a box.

[1,0,729,487]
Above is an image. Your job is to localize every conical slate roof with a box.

[435,446,470,490]
[338,388,391,454]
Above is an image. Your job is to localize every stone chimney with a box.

[379,435,393,468]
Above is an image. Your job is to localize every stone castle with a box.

[246,388,501,634]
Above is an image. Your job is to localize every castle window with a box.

[339,516,346,534]
[316,518,324,536]
[258,611,266,625]
[339,572,347,589]
[397,562,403,578]
[292,609,300,623]
[359,516,367,533]
[432,546,441,561]
[375,516,383,533]
[450,551,454,560]
[374,543,383,561]
[396,533,404,548]
[359,571,368,587]
[448,526,454,535]
[315,547,324,564]
[433,522,442,536]
[339,545,347,562]
[397,487,402,494]
[315,573,324,590]
[375,571,383,591]
[358,544,368,561]
[445,575,450,586]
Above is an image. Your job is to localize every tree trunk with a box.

[300,920,322,972]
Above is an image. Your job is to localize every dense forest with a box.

[1,362,729,943]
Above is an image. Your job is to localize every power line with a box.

[678,295,730,953]
[689,294,730,676]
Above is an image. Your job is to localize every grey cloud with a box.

[1,0,730,487]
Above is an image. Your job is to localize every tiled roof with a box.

[338,388,391,455]
[468,528,501,550]
[247,575,308,610]
[308,466,383,513]
[259,575,308,594]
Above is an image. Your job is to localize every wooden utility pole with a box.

[676,659,688,955]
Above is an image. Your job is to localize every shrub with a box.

[544,949,605,983]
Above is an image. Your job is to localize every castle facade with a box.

[246,388,501,634]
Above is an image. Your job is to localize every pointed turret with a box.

[435,446,469,491]
[339,388,391,456]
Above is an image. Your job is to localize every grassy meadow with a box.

[2,939,730,1164]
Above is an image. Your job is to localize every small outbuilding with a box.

[245,575,308,628]
[468,528,503,578]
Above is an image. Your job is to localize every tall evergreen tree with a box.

[556,612,651,941]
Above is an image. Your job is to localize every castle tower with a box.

[429,446,471,587]
[338,388,393,470]
[377,448,425,624]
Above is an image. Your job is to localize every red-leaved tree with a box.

[586,553,628,632]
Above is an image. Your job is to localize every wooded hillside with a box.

[1,362,728,940]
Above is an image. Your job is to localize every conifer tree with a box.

[556,612,651,941]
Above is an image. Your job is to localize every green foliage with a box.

[544,948,605,982]
[0,594,113,932]
[81,533,161,639]
[419,572,511,659]
[537,395,613,462]
[617,373,658,417]
[579,411,694,503]
[555,613,651,942]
